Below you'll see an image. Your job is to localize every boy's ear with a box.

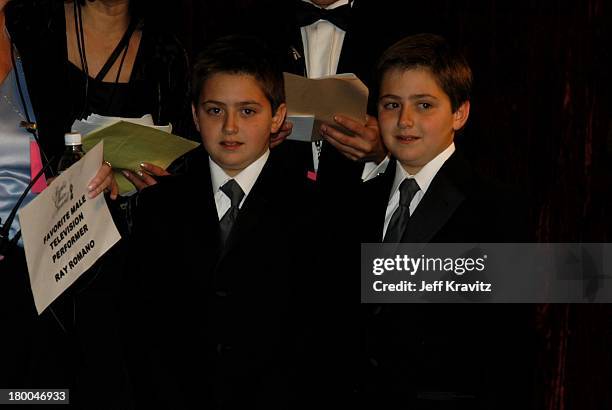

[452,100,470,131]
[270,103,287,134]
[191,103,200,132]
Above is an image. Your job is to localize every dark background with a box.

[153,1,611,408]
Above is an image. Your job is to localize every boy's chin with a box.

[396,156,428,175]
[218,166,246,177]
[214,157,255,177]
[212,146,269,176]
[398,162,423,175]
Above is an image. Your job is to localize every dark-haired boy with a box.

[358,34,532,409]
[362,33,516,244]
[123,36,319,409]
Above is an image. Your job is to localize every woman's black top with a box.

[7,0,195,165]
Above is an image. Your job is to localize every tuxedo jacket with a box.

[354,151,533,409]
[359,150,525,244]
[264,1,451,189]
[122,150,326,409]
[270,0,412,191]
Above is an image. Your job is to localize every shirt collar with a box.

[391,142,456,198]
[209,149,270,198]
[301,0,351,10]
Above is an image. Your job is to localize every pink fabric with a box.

[30,140,48,193]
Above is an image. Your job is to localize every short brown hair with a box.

[376,33,472,112]
[191,35,285,112]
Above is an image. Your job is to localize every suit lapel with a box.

[287,24,307,77]
[336,23,355,75]
[401,154,466,243]
[361,160,395,242]
[183,163,222,283]
[288,6,356,78]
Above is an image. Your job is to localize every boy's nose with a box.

[398,107,414,129]
[223,113,239,135]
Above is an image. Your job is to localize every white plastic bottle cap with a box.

[64,132,82,146]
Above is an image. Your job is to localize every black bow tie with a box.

[295,1,352,32]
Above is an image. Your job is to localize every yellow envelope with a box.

[82,121,200,195]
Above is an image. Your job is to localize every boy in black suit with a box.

[360,33,524,243]
[358,34,533,409]
[123,36,319,409]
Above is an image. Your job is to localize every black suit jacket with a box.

[354,151,533,409]
[123,150,322,409]
[360,151,525,244]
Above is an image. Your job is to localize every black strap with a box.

[94,19,138,82]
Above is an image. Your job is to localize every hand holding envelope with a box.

[283,72,369,142]
[283,72,386,163]
[320,114,385,163]
[81,121,200,195]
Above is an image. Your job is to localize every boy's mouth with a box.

[395,135,421,143]
[220,141,244,150]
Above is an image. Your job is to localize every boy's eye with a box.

[417,102,433,110]
[206,107,223,116]
[241,108,257,116]
[382,102,400,110]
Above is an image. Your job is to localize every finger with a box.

[270,135,285,149]
[323,133,364,161]
[365,114,379,128]
[276,122,294,138]
[270,121,293,148]
[270,131,290,148]
[321,124,370,153]
[88,173,112,199]
[334,114,380,140]
[332,114,366,134]
[140,162,170,177]
[280,121,293,132]
[87,162,112,192]
[122,170,148,191]
[365,115,381,135]
[138,170,158,187]
[109,175,119,200]
[270,134,285,143]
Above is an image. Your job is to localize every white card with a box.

[18,141,121,314]
[286,114,317,142]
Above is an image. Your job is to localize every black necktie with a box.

[219,179,245,245]
[383,178,420,243]
[295,1,352,31]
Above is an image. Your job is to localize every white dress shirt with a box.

[299,0,349,173]
[300,0,349,79]
[299,0,384,179]
[382,143,456,240]
[209,150,270,220]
